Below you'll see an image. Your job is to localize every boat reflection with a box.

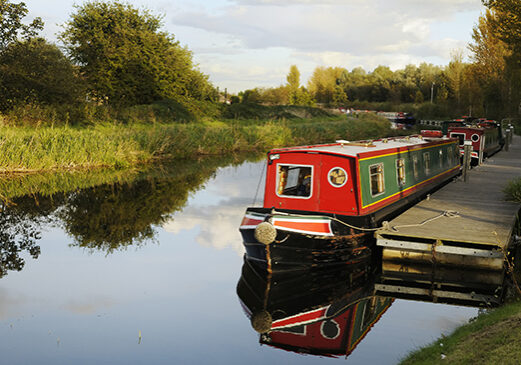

[375,260,505,307]
[237,257,393,358]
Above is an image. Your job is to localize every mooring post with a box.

[505,129,511,151]
[463,140,472,182]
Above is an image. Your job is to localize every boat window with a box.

[412,156,419,179]
[328,167,348,188]
[423,152,430,175]
[450,132,465,146]
[277,164,312,198]
[396,159,405,186]
[370,163,385,197]
[439,149,444,169]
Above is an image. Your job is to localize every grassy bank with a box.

[0,114,393,173]
[400,300,521,364]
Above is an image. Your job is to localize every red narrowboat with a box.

[447,121,502,165]
[239,135,461,270]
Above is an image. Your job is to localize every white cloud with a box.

[163,204,246,255]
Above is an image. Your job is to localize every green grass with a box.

[400,300,521,365]
[0,113,394,172]
[504,178,521,203]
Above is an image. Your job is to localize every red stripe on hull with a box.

[272,307,328,329]
[272,219,332,236]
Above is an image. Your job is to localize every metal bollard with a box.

[463,140,472,182]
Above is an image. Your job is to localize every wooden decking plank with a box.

[377,136,521,249]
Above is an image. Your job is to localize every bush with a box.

[504,178,521,202]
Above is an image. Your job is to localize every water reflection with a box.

[0,199,44,278]
[237,257,394,358]
[376,261,505,307]
[0,154,259,261]
[237,249,512,359]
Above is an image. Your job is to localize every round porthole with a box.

[328,167,348,187]
[471,134,480,142]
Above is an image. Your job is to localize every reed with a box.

[0,115,393,173]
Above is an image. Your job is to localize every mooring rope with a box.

[271,209,461,233]
[389,210,460,232]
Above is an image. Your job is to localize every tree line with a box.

[237,0,521,121]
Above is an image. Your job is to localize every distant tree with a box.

[259,86,289,105]
[286,65,301,105]
[0,38,84,110]
[0,0,43,51]
[60,1,215,109]
[308,66,346,104]
[241,88,262,104]
[445,50,466,108]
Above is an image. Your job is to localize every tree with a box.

[469,9,511,117]
[60,1,215,109]
[483,0,521,52]
[286,65,301,105]
[0,0,43,51]
[0,38,83,110]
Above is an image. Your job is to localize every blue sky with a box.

[24,0,485,93]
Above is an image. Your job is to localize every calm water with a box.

[0,156,483,364]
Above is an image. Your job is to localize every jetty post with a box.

[462,140,472,182]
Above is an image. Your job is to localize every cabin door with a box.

[319,157,358,215]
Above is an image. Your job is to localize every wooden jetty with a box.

[376,135,521,271]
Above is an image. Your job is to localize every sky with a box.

[23,0,486,93]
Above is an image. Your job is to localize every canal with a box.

[0,156,492,364]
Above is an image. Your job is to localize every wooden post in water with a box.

[463,140,472,182]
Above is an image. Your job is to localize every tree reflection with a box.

[0,154,259,256]
[0,199,44,278]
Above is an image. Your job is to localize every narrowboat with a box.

[239,135,461,270]
[447,120,503,165]
[236,257,393,358]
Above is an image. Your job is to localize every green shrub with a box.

[504,178,521,202]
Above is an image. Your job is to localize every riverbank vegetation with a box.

[400,300,521,364]
[0,113,392,172]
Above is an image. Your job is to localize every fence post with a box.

[463,140,472,182]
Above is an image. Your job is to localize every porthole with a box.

[328,167,348,188]
[471,134,480,142]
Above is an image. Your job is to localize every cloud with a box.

[163,203,247,255]
[170,0,481,56]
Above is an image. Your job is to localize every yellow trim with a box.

[358,141,455,162]
[361,165,459,209]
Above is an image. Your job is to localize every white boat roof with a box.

[272,136,444,158]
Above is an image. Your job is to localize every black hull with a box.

[237,256,373,327]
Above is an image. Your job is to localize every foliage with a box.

[504,177,521,202]
[60,0,216,114]
[0,38,84,111]
[0,0,43,51]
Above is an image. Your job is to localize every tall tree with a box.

[286,65,301,105]
[60,1,215,109]
[0,0,43,51]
